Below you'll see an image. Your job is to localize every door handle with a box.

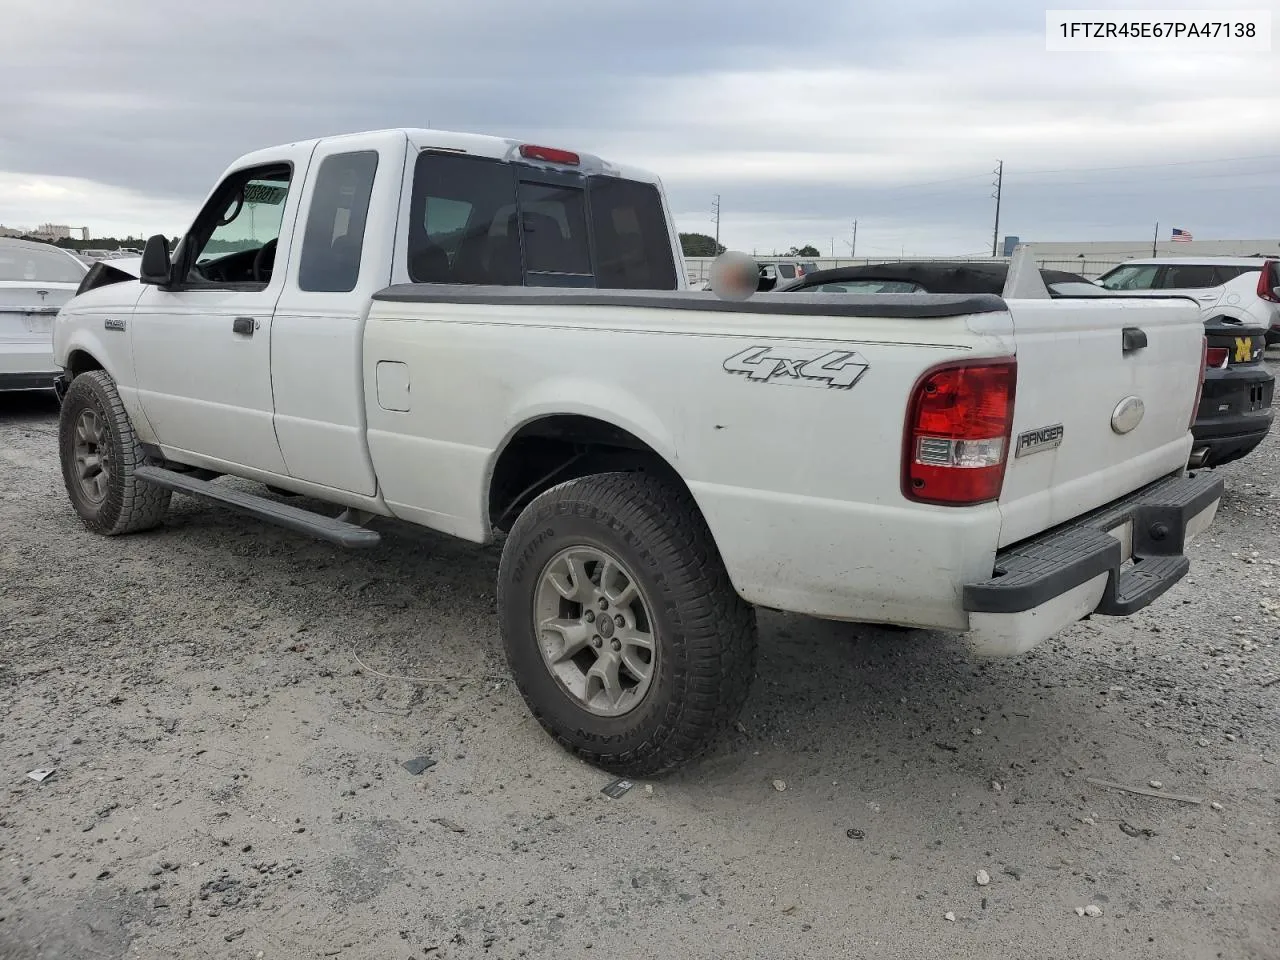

[1121,327,1147,353]
[232,316,255,336]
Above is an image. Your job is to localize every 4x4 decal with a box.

[723,345,869,390]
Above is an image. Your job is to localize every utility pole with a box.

[711,194,721,254]
[1152,221,1158,257]
[991,159,1003,257]
[851,219,858,259]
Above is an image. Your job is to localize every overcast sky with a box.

[1,0,1277,255]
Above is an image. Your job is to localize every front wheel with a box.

[58,370,171,535]
[497,472,758,777]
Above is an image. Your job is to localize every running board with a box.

[135,466,382,549]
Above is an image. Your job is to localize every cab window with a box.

[298,151,379,293]
[185,163,292,287]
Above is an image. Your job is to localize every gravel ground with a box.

[2,388,1278,960]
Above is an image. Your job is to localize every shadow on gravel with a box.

[0,392,60,421]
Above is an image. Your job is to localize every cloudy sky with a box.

[1,0,1277,255]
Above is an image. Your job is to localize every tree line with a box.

[679,233,820,258]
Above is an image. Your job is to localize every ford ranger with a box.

[52,128,1223,775]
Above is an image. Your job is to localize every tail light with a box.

[903,358,1017,506]
[1190,337,1207,430]
[1205,346,1229,369]
[1257,260,1280,303]
[519,144,581,166]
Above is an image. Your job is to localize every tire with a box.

[58,370,171,535]
[497,471,758,777]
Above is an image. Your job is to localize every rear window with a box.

[407,152,676,289]
[0,243,86,283]
[517,181,592,277]
[588,177,677,289]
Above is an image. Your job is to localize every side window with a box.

[1210,264,1253,285]
[1097,264,1161,291]
[1161,265,1220,289]
[298,151,379,293]
[517,181,591,280]
[777,264,796,280]
[408,153,519,284]
[587,177,677,290]
[187,164,292,285]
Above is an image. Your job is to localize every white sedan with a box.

[0,238,88,392]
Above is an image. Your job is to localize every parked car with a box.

[782,261,1275,469]
[1096,256,1280,338]
[755,260,819,291]
[1095,258,1277,466]
[53,128,1221,775]
[0,237,88,392]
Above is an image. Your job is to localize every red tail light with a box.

[1257,260,1280,303]
[1190,337,1207,430]
[903,358,1017,506]
[519,144,581,166]
[1205,346,1229,369]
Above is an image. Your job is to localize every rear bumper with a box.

[0,341,59,390]
[962,470,1223,655]
[1190,365,1274,466]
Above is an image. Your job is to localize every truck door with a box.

[131,143,316,473]
[268,133,404,495]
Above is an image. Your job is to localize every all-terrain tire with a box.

[497,471,758,777]
[58,370,171,535]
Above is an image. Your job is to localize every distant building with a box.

[0,224,90,241]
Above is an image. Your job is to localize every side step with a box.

[135,466,382,549]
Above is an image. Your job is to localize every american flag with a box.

[1172,228,1193,242]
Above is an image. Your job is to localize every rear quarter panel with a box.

[362,299,1016,628]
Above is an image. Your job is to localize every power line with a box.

[1007,151,1280,178]
[852,150,1280,197]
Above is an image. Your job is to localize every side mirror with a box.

[139,234,173,286]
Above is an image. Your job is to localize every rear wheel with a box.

[497,472,758,777]
[58,370,170,535]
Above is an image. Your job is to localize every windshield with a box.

[1097,264,1160,290]
[811,279,922,293]
[0,242,87,283]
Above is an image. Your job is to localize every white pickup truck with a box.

[53,128,1223,775]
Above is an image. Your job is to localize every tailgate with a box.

[997,297,1205,547]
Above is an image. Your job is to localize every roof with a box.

[0,236,89,269]
[230,128,660,186]
[783,261,1090,295]
[1103,257,1271,268]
